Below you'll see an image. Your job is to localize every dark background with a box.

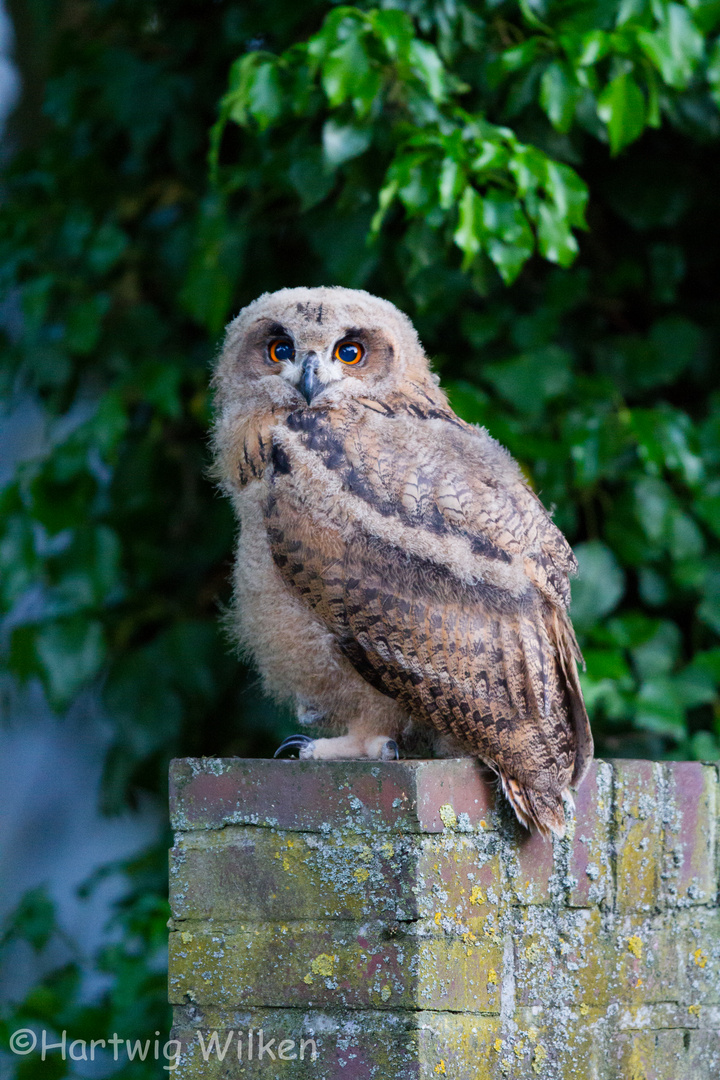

[1,2,719,1075]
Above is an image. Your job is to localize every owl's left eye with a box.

[269,339,295,363]
[334,340,364,365]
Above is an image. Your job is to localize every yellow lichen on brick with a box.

[434,1061,446,1074]
[380,842,394,859]
[493,1038,502,1053]
[525,940,543,963]
[532,1044,547,1074]
[627,935,643,959]
[354,867,369,882]
[181,931,193,944]
[439,804,457,829]
[694,948,708,968]
[689,1004,701,1017]
[487,967,498,986]
[310,953,337,977]
[469,886,485,906]
[627,1040,647,1080]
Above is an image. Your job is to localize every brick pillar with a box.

[168,758,720,1079]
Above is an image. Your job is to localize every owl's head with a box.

[214,286,434,414]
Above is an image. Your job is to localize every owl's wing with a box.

[266,396,593,833]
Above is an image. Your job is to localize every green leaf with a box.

[631,405,703,484]
[225,53,284,130]
[577,30,610,66]
[707,37,720,106]
[635,677,686,740]
[508,146,548,195]
[633,476,705,559]
[322,27,372,107]
[540,62,581,132]
[369,9,414,61]
[27,617,106,709]
[544,162,589,227]
[698,565,720,634]
[322,119,372,166]
[483,345,572,412]
[535,201,579,266]
[638,4,705,89]
[409,39,447,102]
[438,156,464,210]
[453,185,483,268]
[597,72,646,154]
[0,515,37,609]
[631,619,681,679]
[570,541,626,630]
[0,887,57,953]
[480,193,535,283]
[245,59,284,130]
[65,295,110,355]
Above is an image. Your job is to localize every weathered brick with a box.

[505,824,557,905]
[170,757,495,834]
[513,907,623,1009]
[170,827,420,922]
[170,757,720,1080]
[169,920,503,1013]
[610,1029,693,1080]
[170,828,504,925]
[613,760,664,913]
[171,1006,503,1080]
[614,915,688,1005]
[171,1006,422,1079]
[567,758,614,908]
[662,761,718,907]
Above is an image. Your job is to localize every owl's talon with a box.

[273,734,315,759]
[381,739,399,761]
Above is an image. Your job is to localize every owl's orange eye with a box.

[269,339,295,363]
[334,340,363,365]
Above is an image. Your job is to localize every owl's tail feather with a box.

[499,772,572,839]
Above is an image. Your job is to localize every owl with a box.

[213,286,593,837]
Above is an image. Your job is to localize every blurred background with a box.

[1,0,719,1075]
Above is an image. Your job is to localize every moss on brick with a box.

[169,758,720,1079]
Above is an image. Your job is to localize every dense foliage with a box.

[1,0,720,1074]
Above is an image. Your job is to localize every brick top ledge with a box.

[169,756,718,840]
[169,756,500,834]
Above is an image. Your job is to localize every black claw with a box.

[384,739,399,761]
[274,734,314,759]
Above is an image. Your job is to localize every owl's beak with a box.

[297,354,324,405]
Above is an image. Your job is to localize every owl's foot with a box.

[274,734,315,758]
[273,734,399,761]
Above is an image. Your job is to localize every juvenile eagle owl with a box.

[213,286,593,837]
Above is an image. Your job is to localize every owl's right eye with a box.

[269,339,295,363]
